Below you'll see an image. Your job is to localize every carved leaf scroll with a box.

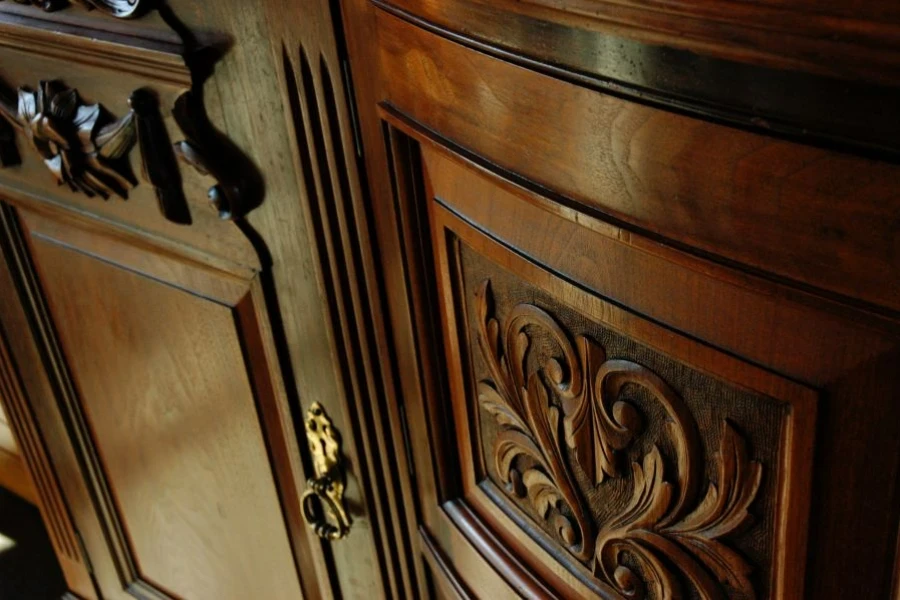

[0,80,253,224]
[0,81,138,199]
[475,280,764,599]
[3,0,147,18]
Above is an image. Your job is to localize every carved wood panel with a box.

[0,0,147,17]
[412,135,819,599]
[463,251,783,599]
[0,11,263,271]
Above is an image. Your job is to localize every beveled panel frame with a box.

[377,119,833,599]
[431,209,817,600]
[0,199,312,600]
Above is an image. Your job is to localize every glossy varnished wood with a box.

[11,207,304,600]
[378,0,900,87]
[339,0,900,591]
[375,12,900,316]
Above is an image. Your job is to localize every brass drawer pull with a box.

[300,403,351,540]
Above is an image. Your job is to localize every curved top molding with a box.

[3,0,149,18]
[374,0,900,161]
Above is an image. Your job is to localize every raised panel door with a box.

[1,205,309,600]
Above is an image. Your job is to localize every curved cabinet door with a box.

[341,4,900,599]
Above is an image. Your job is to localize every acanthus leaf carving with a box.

[476,280,594,559]
[0,81,138,200]
[0,79,256,224]
[2,0,148,18]
[475,279,764,599]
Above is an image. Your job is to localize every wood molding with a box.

[373,0,900,160]
[420,136,821,598]
[377,0,900,88]
[0,11,261,223]
[419,527,476,600]
[0,79,202,224]
[0,13,188,86]
[374,16,900,317]
[268,0,424,592]
[518,0,900,77]
[0,266,94,596]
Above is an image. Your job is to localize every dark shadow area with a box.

[0,487,66,600]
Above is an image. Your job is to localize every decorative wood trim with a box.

[0,201,318,600]
[0,201,137,594]
[376,0,900,89]
[518,0,900,76]
[419,526,475,600]
[476,279,762,599]
[0,14,188,86]
[277,22,420,595]
[443,501,559,598]
[0,0,149,18]
[374,1,900,170]
[0,271,94,595]
[424,168,819,599]
[0,9,262,223]
[0,76,257,224]
[0,80,138,200]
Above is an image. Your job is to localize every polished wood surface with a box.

[1,0,899,598]
[0,0,393,598]
[22,210,302,600]
[376,12,900,314]
[339,0,900,597]
[378,0,900,86]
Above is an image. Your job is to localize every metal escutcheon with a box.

[300,402,351,540]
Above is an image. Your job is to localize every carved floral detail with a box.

[0,81,137,199]
[0,79,253,224]
[3,0,146,18]
[475,280,763,599]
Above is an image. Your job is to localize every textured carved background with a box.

[459,245,786,599]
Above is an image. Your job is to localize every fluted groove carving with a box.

[475,280,763,599]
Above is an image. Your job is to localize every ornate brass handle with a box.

[300,403,351,540]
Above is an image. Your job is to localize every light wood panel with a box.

[15,207,306,600]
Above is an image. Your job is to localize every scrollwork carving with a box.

[0,79,254,224]
[475,280,763,599]
[0,80,138,199]
[2,0,147,18]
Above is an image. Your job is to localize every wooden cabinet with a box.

[4,207,306,600]
[0,1,389,598]
[336,1,900,599]
[1,0,899,599]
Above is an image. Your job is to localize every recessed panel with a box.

[27,236,303,600]
[425,157,817,599]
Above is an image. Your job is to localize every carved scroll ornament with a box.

[0,80,138,199]
[2,0,147,18]
[475,280,763,599]
[0,80,249,223]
